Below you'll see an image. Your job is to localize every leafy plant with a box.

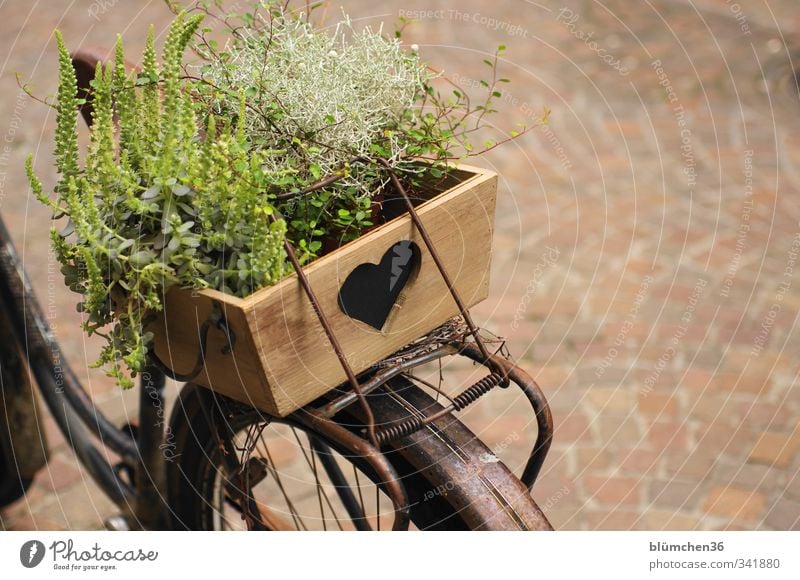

[28,13,288,387]
[28,1,539,388]
[187,2,531,252]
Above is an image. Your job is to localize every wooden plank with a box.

[150,165,497,417]
[148,287,276,412]
[246,166,497,415]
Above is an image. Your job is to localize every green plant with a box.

[28,1,539,389]
[28,13,288,387]
[188,3,530,252]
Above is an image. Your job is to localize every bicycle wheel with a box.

[166,378,551,530]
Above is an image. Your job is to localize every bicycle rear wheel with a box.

[166,378,551,531]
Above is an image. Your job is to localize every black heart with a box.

[337,240,421,330]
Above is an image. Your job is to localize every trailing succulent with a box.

[28,1,536,389]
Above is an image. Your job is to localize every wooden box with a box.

[148,165,497,416]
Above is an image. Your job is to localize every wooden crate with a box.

[148,164,497,416]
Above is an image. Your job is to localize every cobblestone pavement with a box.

[1,0,799,530]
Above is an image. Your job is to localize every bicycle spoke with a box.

[310,437,370,531]
[217,432,254,530]
[221,485,292,531]
[249,501,295,531]
[308,436,328,531]
[290,428,344,531]
[255,435,308,531]
[353,465,367,521]
[376,487,381,531]
[219,488,240,530]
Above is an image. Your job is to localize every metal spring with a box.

[452,372,504,411]
[374,415,424,447]
[373,372,504,446]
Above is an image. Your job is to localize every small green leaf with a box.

[129,251,153,267]
[142,185,161,199]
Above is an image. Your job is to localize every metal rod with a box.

[269,214,378,447]
[377,160,498,370]
[373,369,504,446]
[356,339,552,486]
[294,408,410,530]
[319,344,458,418]
[459,344,553,490]
[310,437,370,530]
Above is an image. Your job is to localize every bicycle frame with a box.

[0,216,168,528]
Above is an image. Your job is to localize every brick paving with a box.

[1,0,799,530]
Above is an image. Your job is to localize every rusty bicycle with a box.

[0,48,554,531]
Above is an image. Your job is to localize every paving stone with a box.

[695,422,753,457]
[575,446,614,473]
[679,368,715,390]
[685,391,742,425]
[786,474,800,502]
[584,475,641,507]
[739,401,793,431]
[713,461,779,491]
[596,415,643,448]
[552,411,594,443]
[748,431,800,468]
[648,479,706,511]
[531,476,579,513]
[643,508,702,531]
[638,392,679,418]
[585,387,635,413]
[647,421,689,451]
[666,447,721,481]
[764,498,800,531]
[584,508,643,530]
[619,448,662,474]
[702,486,767,523]
[715,368,773,395]
[35,454,83,493]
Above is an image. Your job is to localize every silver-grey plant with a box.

[203,15,429,198]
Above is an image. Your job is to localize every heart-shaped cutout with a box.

[337,240,421,330]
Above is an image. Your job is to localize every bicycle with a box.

[0,48,554,531]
